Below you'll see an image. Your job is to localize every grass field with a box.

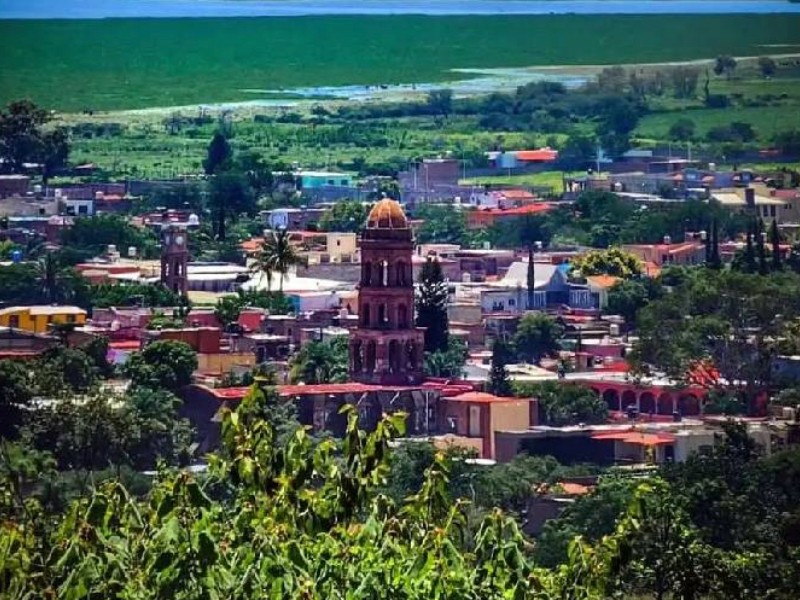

[1,14,800,111]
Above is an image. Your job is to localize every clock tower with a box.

[160,223,189,295]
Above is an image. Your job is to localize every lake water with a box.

[2,0,800,19]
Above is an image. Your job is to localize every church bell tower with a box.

[350,199,425,385]
[160,223,189,295]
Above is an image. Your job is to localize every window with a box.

[508,298,515,307]
[66,314,76,323]
[336,240,341,247]
[8,315,19,329]
[327,179,335,185]
[770,206,777,217]
[78,205,88,215]
[446,416,458,433]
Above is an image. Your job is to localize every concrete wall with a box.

[197,352,256,375]
[489,400,532,459]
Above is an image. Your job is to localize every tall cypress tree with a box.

[488,338,513,397]
[770,219,782,271]
[415,257,449,353]
[756,218,768,275]
[708,218,722,270]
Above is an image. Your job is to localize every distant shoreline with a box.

[2,0,800,20]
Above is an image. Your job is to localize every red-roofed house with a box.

[439,391,534,459]
[466,203,555,230]
[623,241,706,267]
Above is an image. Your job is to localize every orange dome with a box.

[366,198,408,229]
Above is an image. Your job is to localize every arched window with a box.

[389,340,401,373]
[378,304,387,327]
[365,341,377,372]
[396,261,407,286]
[363,261,372,286]
[362,304,371,328]
[352,340,363,373]
[406,341,417,369]
[397,304,409,329]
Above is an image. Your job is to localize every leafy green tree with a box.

[214,295,242,332]
[0,387,645,599]
[126,387,193,469]
[24,394,137,471]
[234,381,301,448]
[714,54,737,79]
[250,228,303,291]
[208,171,255,241]
[89,282,181,309]
[488,339,513,397]
[236,149,274,197]
[202,131,232,175]
[512,312,564,363]
[757,56,777,78]
[415,204,467,245]
[631,271,800,406]
[289,337,349,384]
[424,338,468,378]
[60,214,159,259]
[770,218,782,271]
[416,257,449,353]
[235,288,294,314]
[0,100,69,178]
[124,340,197,391]
[571,247,643,278]
[318,200,370,232]
[515,381,608,426]
[606,277,663,326]
[38,346,98,395]
[668,118,696,141]
[0,361,32,439]
[426,88,453,119]
[536,475,639,567]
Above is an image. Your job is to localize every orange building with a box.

[439,391,534,460]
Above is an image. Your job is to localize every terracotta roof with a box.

[447,391,518,404]
[109,340,140,350]
[240,238,263,253]
[585,275,621,289]
[482,203,555,216]
[515,149,559,162]
[591,431,676,446]
[278,382,416,396]
[498,189,536,200]
[556,482,592,496]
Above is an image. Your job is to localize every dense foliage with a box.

[0,385,647,599]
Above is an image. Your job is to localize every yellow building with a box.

[0,306,87,334]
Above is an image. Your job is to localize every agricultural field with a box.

[1,14,800,111]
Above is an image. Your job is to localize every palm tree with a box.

[251,229,303,292]
[36,253,62,303]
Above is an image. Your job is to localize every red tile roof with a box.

[446,391,518,404]
[483,203,555,216]
[109,340,140,350]
[278,382,417,396]
[515,149,559,162]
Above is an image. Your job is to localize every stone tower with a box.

[160,223,189,295]
[350,199,425,385]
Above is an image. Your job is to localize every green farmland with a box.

[1,14,800,111]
